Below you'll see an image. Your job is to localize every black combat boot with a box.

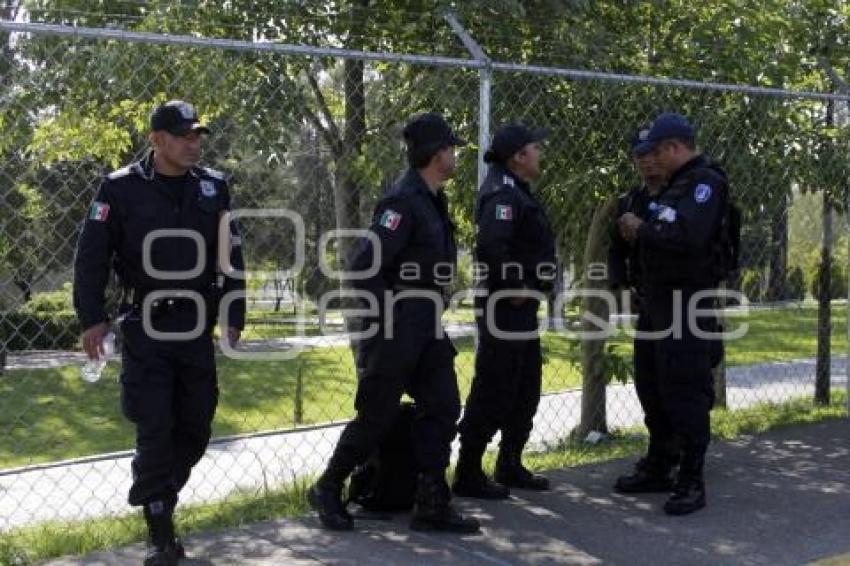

[308,481,354,530]
[143,499,185,566]
[663,452,706,516]
[614,455,675,494]
[452,443,510,500]
[494,446,550,491]
[410,473,481,534]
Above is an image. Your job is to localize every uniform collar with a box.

[403,168,438,197]
[668,154,708,186]
[490,163,531,193]
[134,150,201,182]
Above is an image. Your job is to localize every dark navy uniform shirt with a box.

[609,185,654,291]
[73,152,246,330]
[475,165,556,292]
[350,168,457,299]
[637,154,728,288]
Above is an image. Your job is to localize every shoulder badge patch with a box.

[495,204,513,221]
[379,209,402,231]
[89,201,110,222]
[201,166,226,180]
[694,183,712,204]
[200,179,217,197]
[107,166,131,180]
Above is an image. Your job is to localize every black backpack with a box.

[715,192,741,282]
[347,402,417,512]
[686,161,741,283]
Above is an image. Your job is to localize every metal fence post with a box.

[478,67,492,190]
[444,12,490,189]
[844,202,850,417]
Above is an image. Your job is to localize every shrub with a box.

[0,311,80,350]
[810,260,849,301]
[786,266,805,301]
[19,283,74,315]
[740,268,763,303]
[1,284,79,350]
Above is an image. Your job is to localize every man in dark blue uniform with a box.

[453,124,555,500]
[73,100,246,564]
[609,125,677,494]
[617,112,728,515]
[308,112,479,534]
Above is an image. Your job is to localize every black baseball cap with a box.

[483,124,549,164]
[150,100,210,136]
[402,112,467,149]
[632,112,694,156]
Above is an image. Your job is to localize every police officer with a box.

[617,112,728,515]
[308,112,479,534]
[453,124,555,500]
[609,125,677,495]
[73,100,246,564]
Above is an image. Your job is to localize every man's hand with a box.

[226,327,241,347]
[618,213,644,242]
[81,322,109,360]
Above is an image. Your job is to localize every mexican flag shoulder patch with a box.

[89,201,110,222]
[379,209,402,231]
[495,204,512,221]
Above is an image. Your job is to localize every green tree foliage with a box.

[1,0,848,321]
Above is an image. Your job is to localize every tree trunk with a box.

[546,258,563,329]
[333,57,366,276]
[13,279,31,303]
[0,2,19,81]
[577,198,618,437]
[815,192,832,406]
[766,197,788,301]
[336,6,368,346]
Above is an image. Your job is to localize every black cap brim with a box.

[449,133,467,147]
[632,140,656,156]
[165,122,211,136]
[528,127,550,142]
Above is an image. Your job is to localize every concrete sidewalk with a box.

[48,419,850,565]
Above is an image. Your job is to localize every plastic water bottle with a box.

[80,331,115,383]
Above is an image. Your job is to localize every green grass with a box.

[0,479,312,566]
[520,391,849,473]
[593,302,849,367]
[1,304,847,468]
[1,392,846,565]
[0,334,580,469]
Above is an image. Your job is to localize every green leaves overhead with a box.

[2,0,849,297]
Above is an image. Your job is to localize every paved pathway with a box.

[46,419,850,565]
[2,356,846,530]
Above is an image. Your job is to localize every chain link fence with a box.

[0,20,849,537]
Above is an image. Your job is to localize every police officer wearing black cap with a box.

[617,112,728,515]
[308,112,479,534]
[73,100,246,564]
[453,124,555,500]
[609,125,676,495]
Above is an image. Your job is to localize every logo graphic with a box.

[172,101,195,119]
[88,202,110,222]
[496,205,513,221]
[658,205,677,223]
[694,183,712,203]
[201,180,217,197]
[379,209,402,231]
